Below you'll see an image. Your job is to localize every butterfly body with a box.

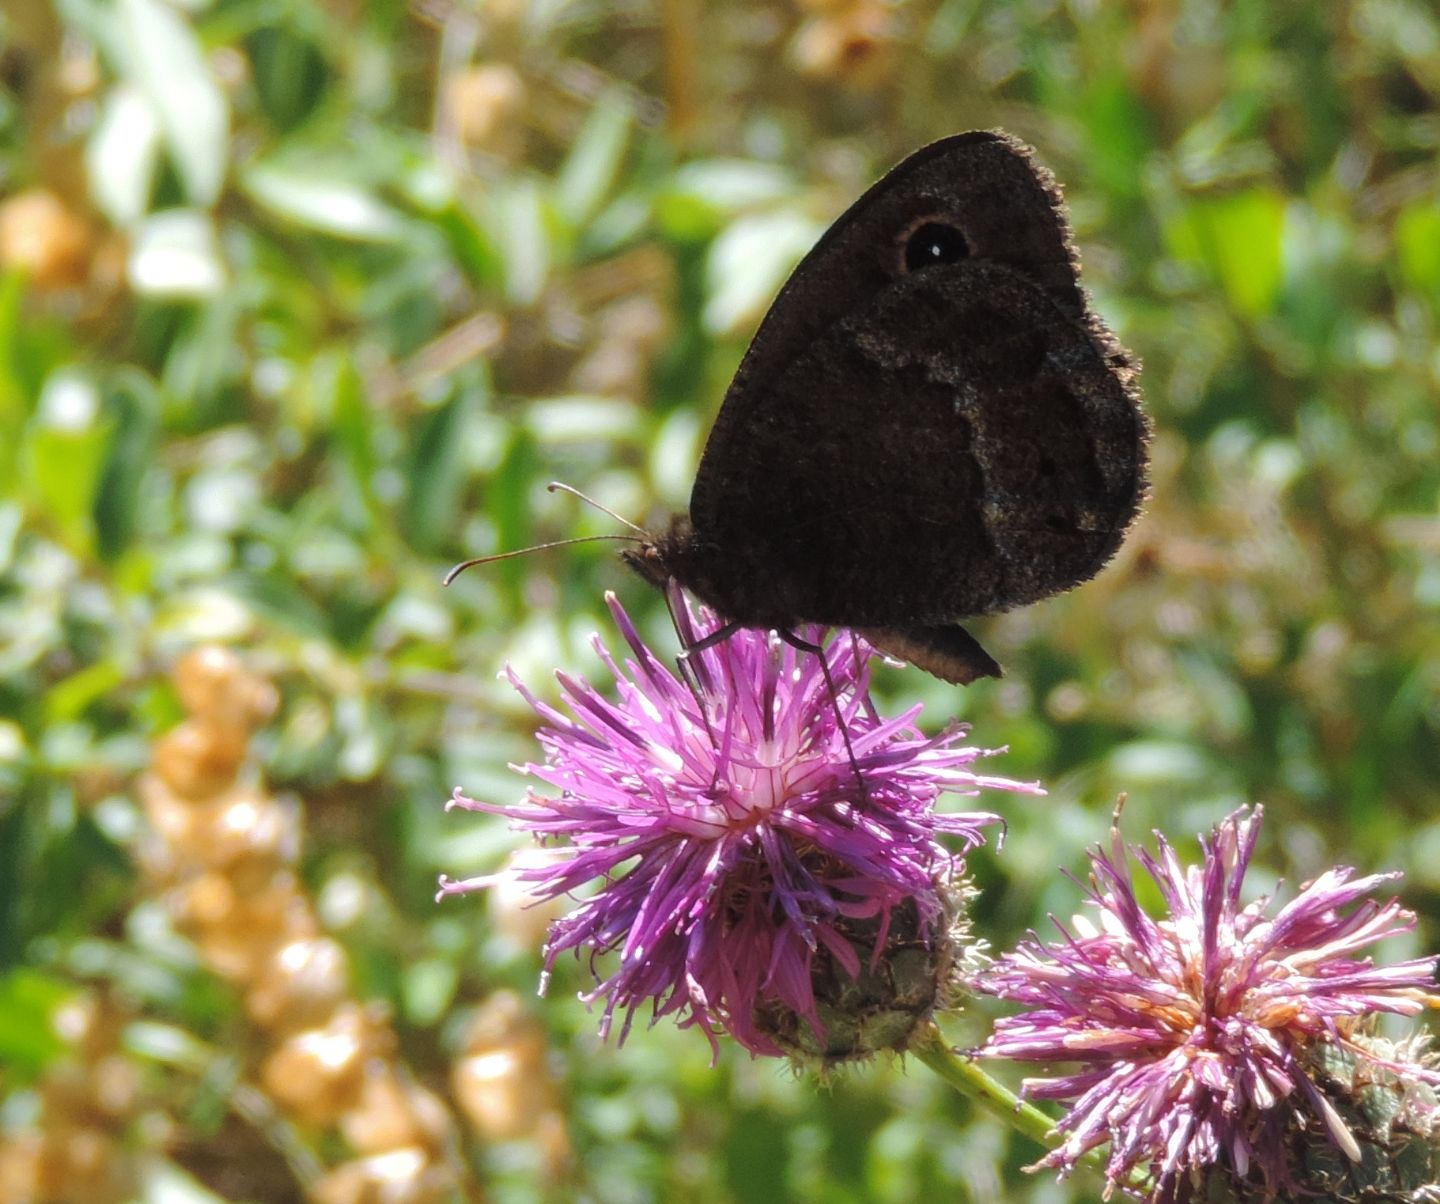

[624,131,1148,684]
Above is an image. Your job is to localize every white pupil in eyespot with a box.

[905,223,968,272]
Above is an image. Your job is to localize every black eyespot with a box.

[903,222,969,272]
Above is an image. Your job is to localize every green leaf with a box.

[86,84,163,227]
[556,88,632,229]
[330,356,382,528]
[157,289,246,414]
[431,199,504,290]
[524,395,644,444]
[1176,188,1287,317]
[0,505,21,576]
[1077,72,1154,201]
[45,660,127,724]
[242,162,409,241]
[1107,740,1220,785]
[656,160,795,242]
[0,970,71,1078]
[95,371,161,559]
[489,176,552,306]
[127,210,226,297]
[703,209,824,335]
[1395,199,1440,296]
[483,425,539,601]
[404,391,474,552]
[116,0,229,206]
[24,373,114,556]
[245,24,332,132]
[0,270,26,431]
[667,160,795,212]
[124,1020,215,1069]
[401,956,459,1027]
[137,1157,230,1204]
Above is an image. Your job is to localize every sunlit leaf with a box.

[0,970,71,1077]
[243,163,408,241]
[137,1157,230,1204]
[556,88,632,228]
[116,0,229,206]
[1076,72,1153,200]
[488,176,552,306]
[1174,188,1287,317]
[0,270,26,430]
[86,85,163,227]
[127,210,226,297]
[1395,199,1440,297]
[703,209,823,335]
[46,660,127,724]
[432,200,504,289]
[24,372,113,556]
[667,160,795,212]
[524,395,643,444]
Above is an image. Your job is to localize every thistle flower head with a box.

[440,590,1039,1061]
[975,806,1440,1201]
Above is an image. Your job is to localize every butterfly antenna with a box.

[547,481,647,535]
[443,534,644,586]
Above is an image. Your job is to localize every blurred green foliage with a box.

[0,0,1438,1199]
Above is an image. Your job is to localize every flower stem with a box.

[912,1025,1059,1149]
[914,1027,1142,1191]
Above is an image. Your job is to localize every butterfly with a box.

[622,130,1148,684]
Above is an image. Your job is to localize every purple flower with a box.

[975,806,1440,1201]
[440,589,1038,1060]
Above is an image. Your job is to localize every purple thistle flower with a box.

[439,589,1039,1061]
[975,806,1440,1201]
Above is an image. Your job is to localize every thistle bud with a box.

[753,881,977,1069]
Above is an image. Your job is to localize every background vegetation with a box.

[1,0,1437,1200]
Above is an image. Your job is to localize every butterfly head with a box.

[621,514,704,593]
[623,515,775,627]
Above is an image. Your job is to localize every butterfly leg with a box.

[673,619,743,794]
[680,620,743,656]
[673,619,870,809]
[674,617,742,708]
[776,628,869,811]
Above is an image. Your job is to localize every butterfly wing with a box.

[694,131,1090,522]
[684,131,1146,652]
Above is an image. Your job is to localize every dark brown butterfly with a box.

[622,130,1148,684]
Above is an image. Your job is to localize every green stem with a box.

[912,1026,1124,1187]
[912,1025,1059,1149]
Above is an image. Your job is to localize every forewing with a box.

[693,130,1088,535]
[688,261,1146,627]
